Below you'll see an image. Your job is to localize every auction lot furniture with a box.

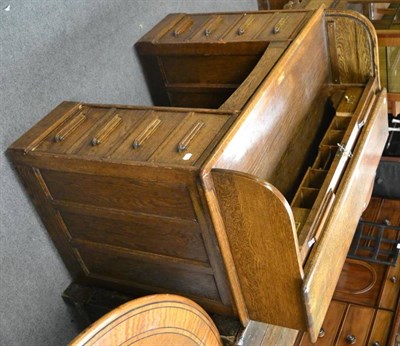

[7,8,388,342]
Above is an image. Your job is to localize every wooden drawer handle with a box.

[54,112,86,142]
[173,16,193,37]
[273,15,289,34]
[204,16,223,37]
[177,120,204,153]
[91,114,122,146]
[237,15,255,36]
[132,118,161,149]
[345,334,356,344]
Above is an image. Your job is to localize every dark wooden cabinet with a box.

[7,9,388,342]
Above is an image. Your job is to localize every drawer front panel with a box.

[299,300,346,345]
[368,309,393,346]
[150,113,231,166]
[158,15,210,43]
[76,244,220,301]
[40,169,196,220]
[75,110,182,160]
[302,91,388,342]
[36,106,121,154]
[256,12,308,41]
[189,14,242,42]
[336,305,374,346]
[223,13,275,41]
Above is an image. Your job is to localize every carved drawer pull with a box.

[237,15,255,36]
[91,114,122,146]
[177,120,204,153]
[345,334,356,344]
[273,15,289,34]
[204,16,223,37]
[132,118,161,149]
[54,112,86,142]
[173,16,193,37]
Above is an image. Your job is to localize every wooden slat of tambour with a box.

[212,169,307,330]
[302,90,388,342]
[69,294,222,346]
[220,40,290,111]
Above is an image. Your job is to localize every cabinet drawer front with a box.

[299,301,346,345]
[158,15,210,43]
[222,13,275,41]
[189,14,242,42]
[256,12,308,41]
[302,91,388,342]
[368,309,393,346]
[336,305,374,346]
[149,113,231,166]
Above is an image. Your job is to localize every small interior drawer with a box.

[256,12,308,41]
[222,13,275,42]
[158,15,210,43]
[149,112,232,166]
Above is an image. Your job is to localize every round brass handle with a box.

[318,328,325,338]
[391,276,398,284]
[345,334,356,344]
[372,341,380,346]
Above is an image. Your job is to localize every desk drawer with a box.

[149,113,231,166]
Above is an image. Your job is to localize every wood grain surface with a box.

[69,294,222,346]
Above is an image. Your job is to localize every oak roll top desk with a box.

[7,8,388,342]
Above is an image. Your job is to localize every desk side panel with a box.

[212,169,307,330]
